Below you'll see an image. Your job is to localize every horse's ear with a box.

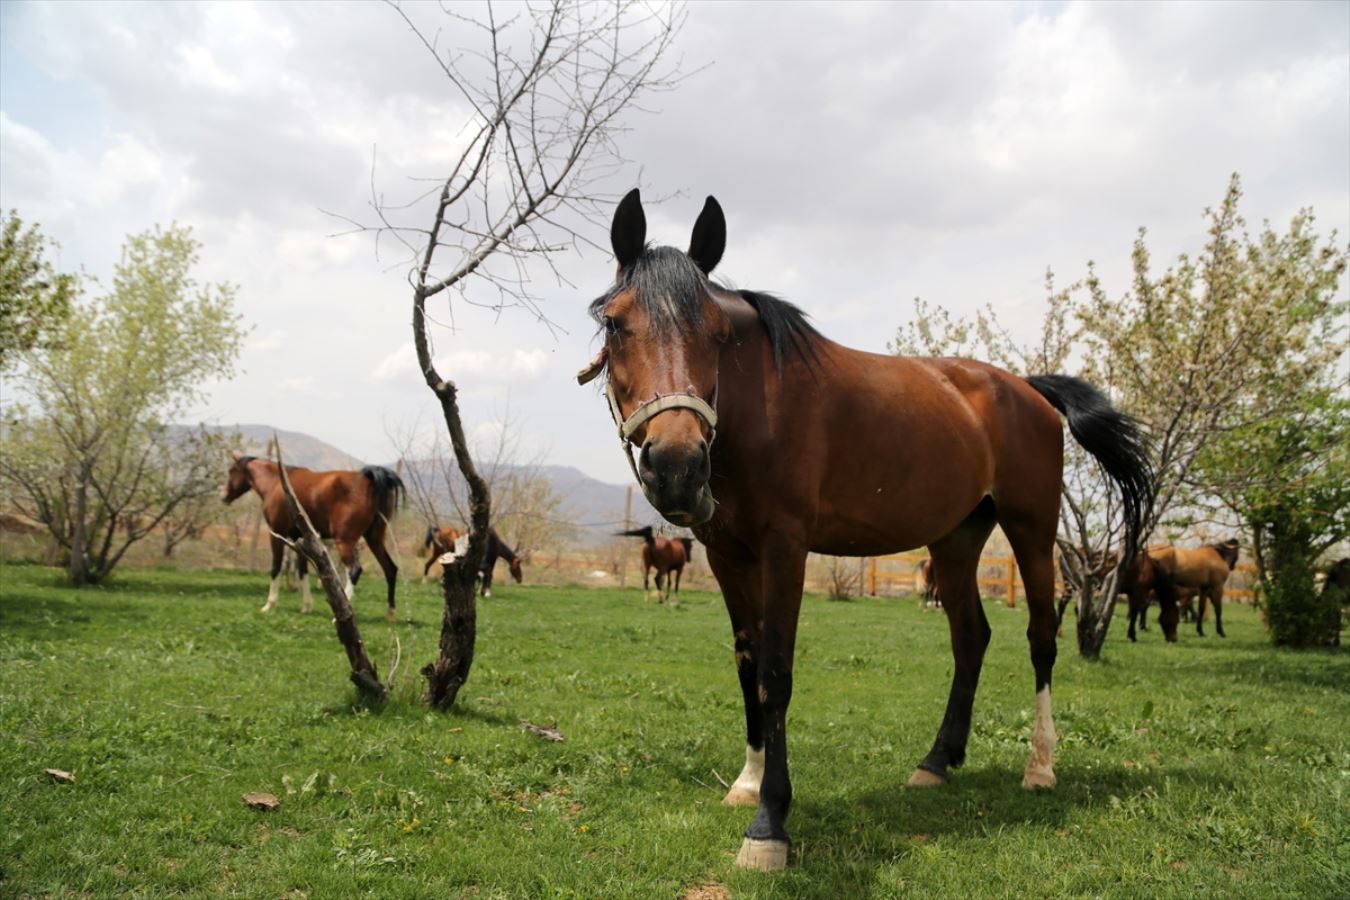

[688,195,725,274]
[230,450,242,461]
[611,188,646,269]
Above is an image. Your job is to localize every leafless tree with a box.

[350,0,687,706]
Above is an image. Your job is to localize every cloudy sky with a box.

[2,0,1346,485]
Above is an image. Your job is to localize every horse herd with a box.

[213,188,1337,873]
[218,451,695,615]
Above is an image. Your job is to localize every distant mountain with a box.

[397,458,665,545]
[201,424,665,544]
[214,424,366,471]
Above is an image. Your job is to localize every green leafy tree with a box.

[891,175,1349,657]
[0,211,76,370]
[1189,204,1349,645]
[0,225,245,585]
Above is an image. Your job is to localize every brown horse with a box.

[1052,546,1184,643]
[421,525,464,578]
[617,525,692,601]
[479,527,525,597]
[580,190,1154,870]
[1147,538,1240,637]
[222,454,404,621]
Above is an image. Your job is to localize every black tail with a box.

[616,525,655,547]
[678,537,693,557]
[423,525,436,553]
[1026,374,1154,557]
[361,465,406,523]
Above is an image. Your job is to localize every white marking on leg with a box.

[301,576,313,614]
[1022,686,1058,789]
[723,745,764,806]
[344,576,355,602]
[261,575,279,613]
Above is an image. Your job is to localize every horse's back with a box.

[801,349,1064,554]
[263,468,375,540]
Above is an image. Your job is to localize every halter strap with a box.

[605,379,718,485]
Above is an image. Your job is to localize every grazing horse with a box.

[1052,546,1182,643]
[579,190,1154,870]
[617,525,693,601]
[222,454,404,622]
[479,527,524,597]
[421,525,464,578]
[1147,539,1240,637]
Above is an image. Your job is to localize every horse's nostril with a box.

[639,441,656,481]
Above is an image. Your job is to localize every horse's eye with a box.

[604,316,621,336]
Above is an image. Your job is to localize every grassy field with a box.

[1,562,1347,898]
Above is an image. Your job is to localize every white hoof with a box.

[1022,767,1057,789]
[722,786,760,807]
[385,608,396,624]
[260,604,275,614]
[906,768,947,788]
[735,838,790,871]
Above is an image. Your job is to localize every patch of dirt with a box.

[681,882,730,900]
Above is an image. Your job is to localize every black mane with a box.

[589,244,821,376]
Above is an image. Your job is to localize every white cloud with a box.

[368,343,417,384]
[247,329,287,353]
[2,0,1345,485]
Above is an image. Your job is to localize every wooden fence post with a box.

[869,557,877,596]
[1006,555,1018,607]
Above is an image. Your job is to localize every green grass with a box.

[1,562,1347,898]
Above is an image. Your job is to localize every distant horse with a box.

[917,558,939,609]
[617,525,692,602]
[1147,538,1240,637]
[222,453,404,621]
[1055,545,1117,630]
[581,190,1153,870]
[421,525,464,578]
[1321,558,1350,646]
[479,527,524,597]
[1053,546,1182,643]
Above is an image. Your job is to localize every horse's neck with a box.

[247,461,281,498]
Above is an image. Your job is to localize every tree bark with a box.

[1076,568,1123,660]
[272,439,388,702]
[417,353,491,709]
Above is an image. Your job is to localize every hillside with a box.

[212,424,366,471]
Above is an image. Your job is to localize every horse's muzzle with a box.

[638,437,714,527]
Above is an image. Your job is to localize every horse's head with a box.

[508,555,524,584]
[221,452,255,504]
[1214,537,1240,570]
[585,189,730,527]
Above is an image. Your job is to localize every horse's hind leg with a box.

[296,552,313,614]
[910,501,996,787]
[335,539,360,602]
[1002,516,1059,789]
[366,525,400,623]
[262,535,285,614]
[1210,587,1226,638]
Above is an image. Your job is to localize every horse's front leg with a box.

[737,537,807,872]
[704,546,764,808]
[261,535,285,613]
[1211,587,1226,638]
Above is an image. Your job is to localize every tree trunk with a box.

[419,376,491,709]
[69,462,89,587]
[1076,568,1123,660]
[273,441,388,702]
